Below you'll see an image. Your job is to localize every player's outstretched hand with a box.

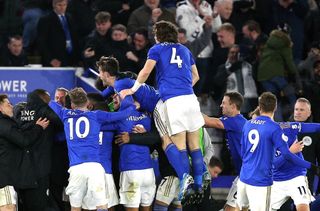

[115,132,130,145]
[310,164,320,176]
[36,117,50,130]
[119,89,134,99]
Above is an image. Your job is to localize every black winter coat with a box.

[0,113,42,189]
[14,91,63,179]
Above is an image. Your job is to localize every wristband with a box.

[131,81,142,93]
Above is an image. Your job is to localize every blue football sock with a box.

[180,149,190,176]
[153,203,168,211]
[190,149,204,190]
[165,143,185,180]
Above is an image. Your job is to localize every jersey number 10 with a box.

[170,47,182,68]
[67,117,90,140]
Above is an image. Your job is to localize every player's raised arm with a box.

[120,59,156,99]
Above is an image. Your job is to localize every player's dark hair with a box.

[259,92,277,113]
[96,56,120,76]
[153,21,178,43]
[97,56,137,80]
[33,89,51,104]
[209,156,224,170]
[87,92,104,104]
[0,94,8,104]
[224,92,243,111]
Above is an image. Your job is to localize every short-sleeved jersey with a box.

[49,101,133,167]
[240,116,289,186]
[220,114,247,174]
[148,43,195,101]
[273,122,320,181]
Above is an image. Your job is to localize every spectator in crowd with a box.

[127,28,151,75]
[298,41,320,83]
[127,0,176,36]
[228,0,255,36]
[304,0,320,56]
[67,0,97,49]
[272,0,309,63]
[83,11,112,77]
[37,0,80,67]
[106,24,136,72]
[210,23,236,100]
[93,0,140,26]
[257,24,301,121]
[215,45,258,116]
[177,14,213,58]
[0,35,28,66]
[14,89,63,211]
[303,60,320,123]
[21,0,52,52]
[0,94,49,211]
[241,20,268,67]
[215,0,233,22]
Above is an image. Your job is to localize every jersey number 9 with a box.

[248,129,259,153]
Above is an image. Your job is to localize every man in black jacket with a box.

[0,94,49,211]
[14,89,63,211]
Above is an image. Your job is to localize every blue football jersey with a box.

[240,116,311,186]
[148,43,195,101]
[220,114,247,174]
[105,109,153,171]
[49,101,133,167]
[98,131,114,174]
[273,122,320,181]
[102,78,160,113]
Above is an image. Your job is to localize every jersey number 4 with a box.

[67,117,90,140]
[248,129,260,153]
[170,47,182,68]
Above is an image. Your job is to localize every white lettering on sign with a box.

[0,80,27,92]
